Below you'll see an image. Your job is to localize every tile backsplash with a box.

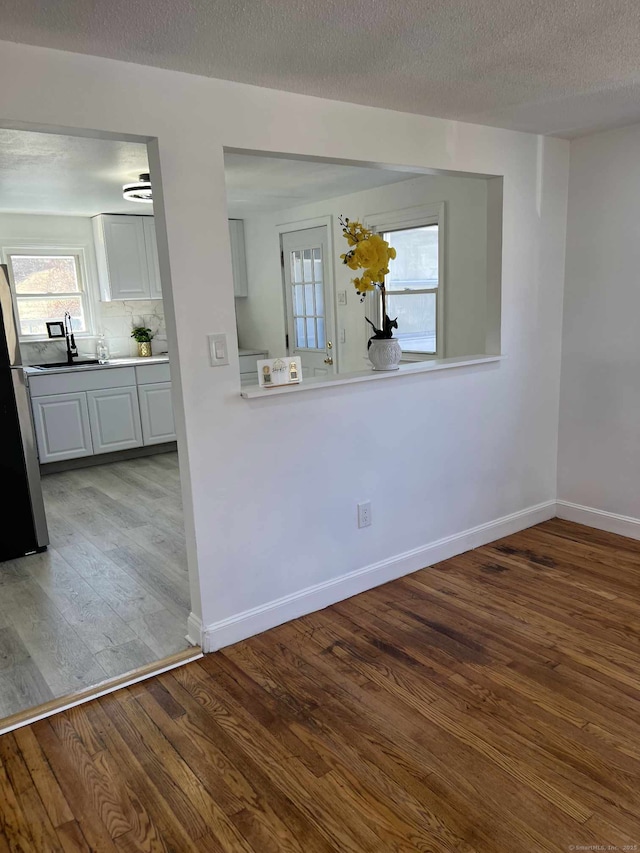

[21,299,168,364]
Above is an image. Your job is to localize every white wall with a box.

[0,213,167,361]
[0,39,569,643]
[558,122,640,521]
[235,173,489,374]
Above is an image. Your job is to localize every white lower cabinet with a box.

[86,386,143,454]
[29,363,176,463]
[138,382,176,445]
[31,392,93,463]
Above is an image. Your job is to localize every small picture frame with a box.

[46,321,65,339]
[257,356,302,388]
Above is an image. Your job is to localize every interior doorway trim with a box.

[275,215,338,374]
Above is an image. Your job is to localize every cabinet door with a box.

[31,393,93,463]
[99,215,150,300]
[228,219,248,297]
[86,386,143,454]
[143,217,163,299]
[138,382,176,445]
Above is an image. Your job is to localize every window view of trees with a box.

[9,254,87,336]
[384,225,438,354]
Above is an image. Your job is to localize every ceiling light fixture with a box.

[123,172,152,203]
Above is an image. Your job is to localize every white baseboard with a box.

[202,499,556,652]
[186,612,203,647]
[556,500,640,540]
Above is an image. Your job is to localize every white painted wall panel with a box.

[0,39,569,633]
[558,122,640,518]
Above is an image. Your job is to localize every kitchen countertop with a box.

[23,355,170,376]
[238,348,268,356]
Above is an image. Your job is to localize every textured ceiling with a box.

[0,129,150,216]
[224,154,422,217]
[2,0,640,137]
[0,131,422,218]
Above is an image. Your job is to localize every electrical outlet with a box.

[357,501,372,528]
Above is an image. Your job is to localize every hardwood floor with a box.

[0,452,190,720]
[1,518,639,851]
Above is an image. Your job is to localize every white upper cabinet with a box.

[144,216,163,299]
[94,214,244,300]
[93,214,161,301]
[229,219,248,297]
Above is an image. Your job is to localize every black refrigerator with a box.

[0,263,48,561]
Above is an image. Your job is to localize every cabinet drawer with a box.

[135,363,171,384]
[29,367,137,397]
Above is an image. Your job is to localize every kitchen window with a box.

[3,248,94,339]
[383,224,439,356]
[366,203,444,360]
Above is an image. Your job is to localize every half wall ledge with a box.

[240,355,503,399]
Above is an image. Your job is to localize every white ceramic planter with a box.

[368,338,402,371]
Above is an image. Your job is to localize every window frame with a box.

[1,245,97,341]
[364,202,445,361]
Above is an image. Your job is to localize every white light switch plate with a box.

[208,333,229,366]
[337,290,347,306]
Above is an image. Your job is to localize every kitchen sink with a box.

[32,359,101,369]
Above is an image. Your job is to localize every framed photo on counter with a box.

[257,356,302,388]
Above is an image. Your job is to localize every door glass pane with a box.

[17,296,85,337]
[295,318,306,348]
[291,251,303,284]
[313,248,323,281]
[11,255,80,294]
[303,250,312,281]
[386,292,436,353]
[288,240,326,351]
[304,284,314,315]
[315,282,324,317]
[384,226,438,292]
[306,318,316,349]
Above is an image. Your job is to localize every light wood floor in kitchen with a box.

[0,452,191,721]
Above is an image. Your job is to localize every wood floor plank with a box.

[94,640,159,679]
[0,764,38,853]
[2,518,640,850]
[33,719,120,852]
[85,702,217,852]
[0,661,55,720]
[236,622,596,851]
[12,726,74,828]
[163,668,402,853]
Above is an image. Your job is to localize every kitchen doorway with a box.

[0,126,199,727]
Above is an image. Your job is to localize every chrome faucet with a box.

[64,312,78,365]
